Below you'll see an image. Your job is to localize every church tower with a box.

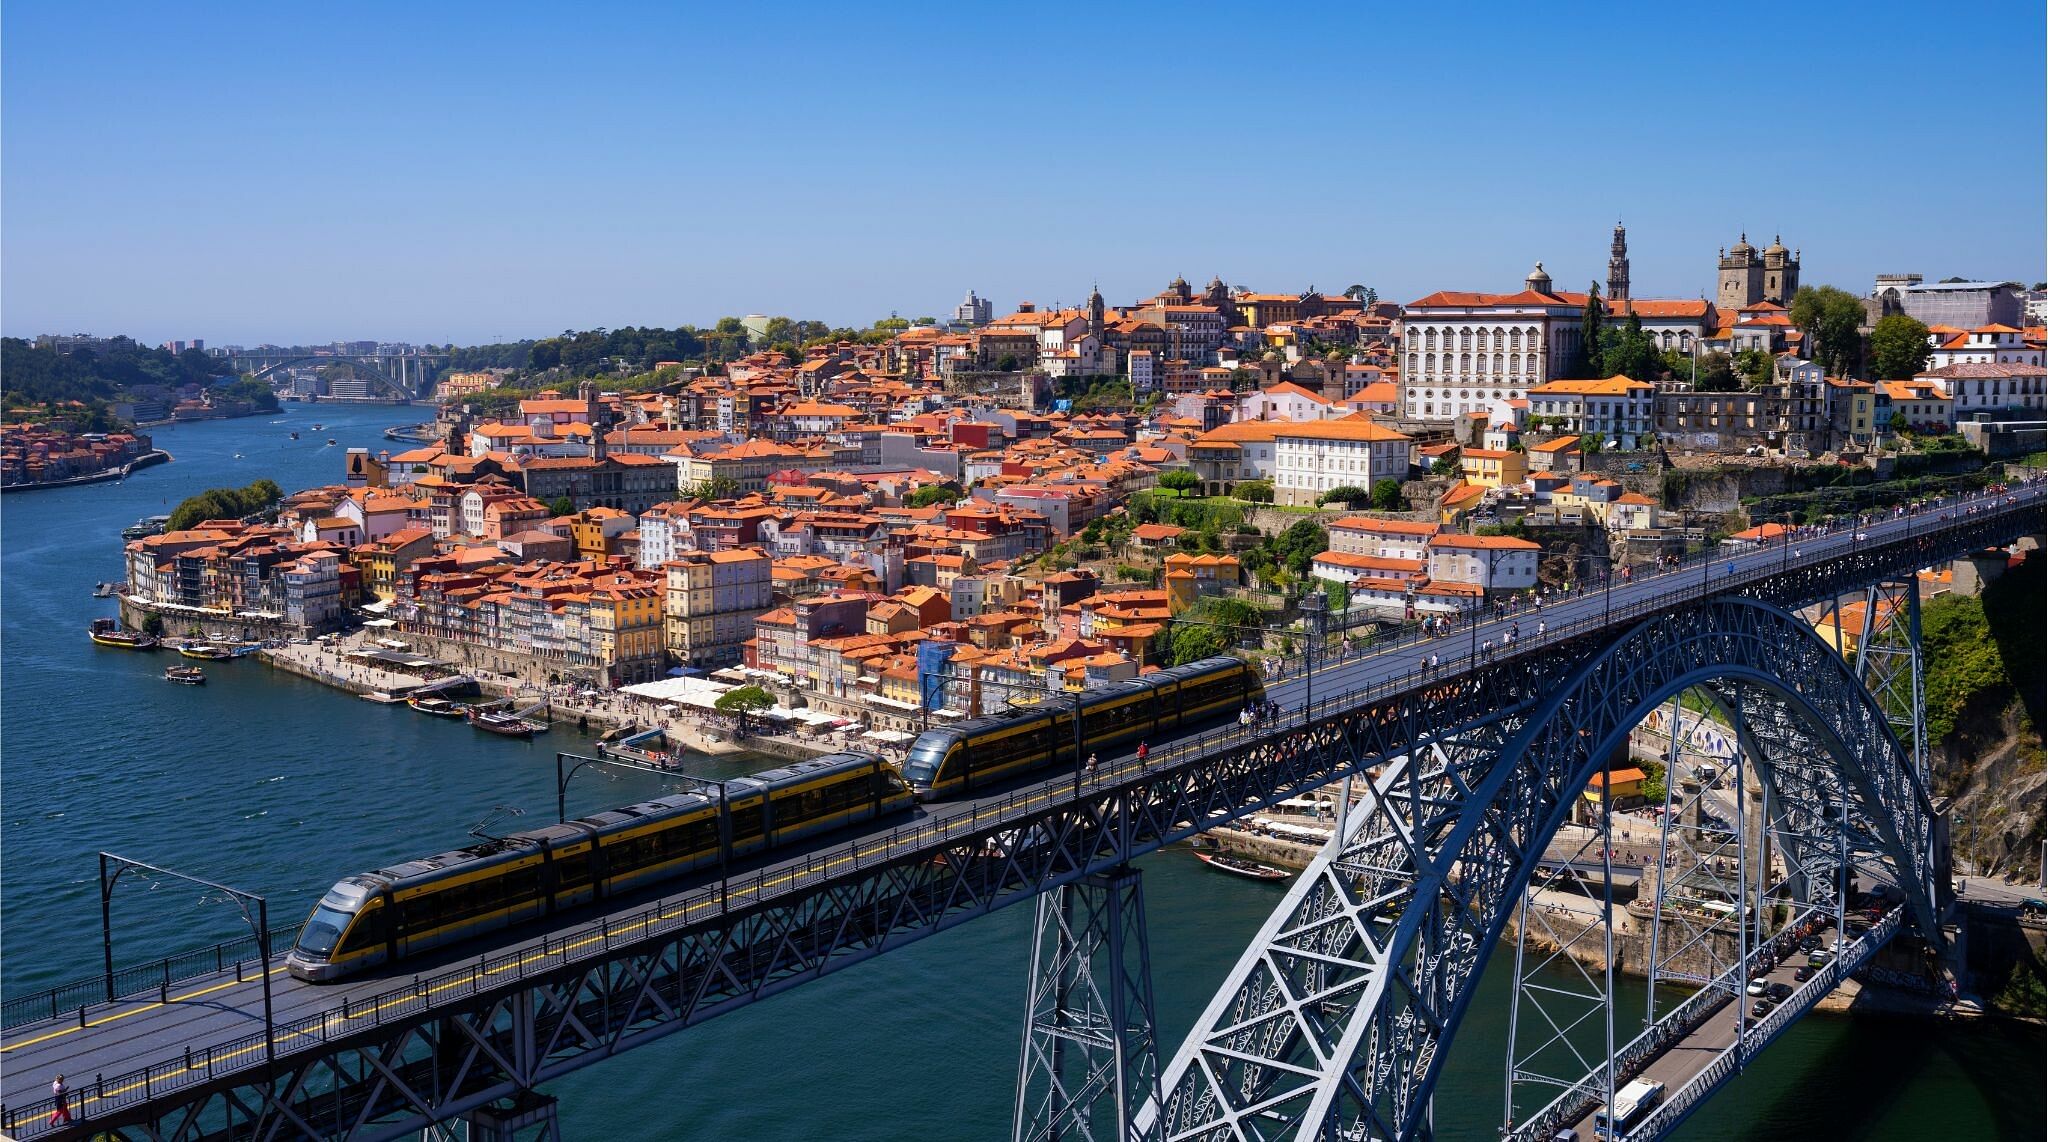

[1606,222,1631,302]
[1087,284,1105,339]
[1718,234,1764,311]
[582,380,608,462]
[1761,236,1799,305]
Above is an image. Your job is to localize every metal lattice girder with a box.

[1151,598,1941,1142]
[1014,865,1161,1142]
[1852,578,1929,784]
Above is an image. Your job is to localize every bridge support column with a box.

[1852,577,1927,787]
[454,1091,562,1141]
[1013,865,1160,1142]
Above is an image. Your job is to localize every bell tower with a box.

[1606,222,1631,302]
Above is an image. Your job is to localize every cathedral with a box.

[1716,233,1799,310]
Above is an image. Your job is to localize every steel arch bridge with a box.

[1151,596,1939,1142]
[236,353,443,399]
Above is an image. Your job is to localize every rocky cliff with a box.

[1927,552,2045,879]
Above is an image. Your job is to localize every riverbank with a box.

[257,634,833,763]
[0,449,171,494]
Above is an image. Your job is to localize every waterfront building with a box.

[663,549,774,669]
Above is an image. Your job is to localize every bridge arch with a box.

[245,355,421,399]
[1156,597,1936,1142]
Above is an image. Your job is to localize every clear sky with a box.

[4,1,2042,347]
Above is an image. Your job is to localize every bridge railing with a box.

[1,491,2035,1134]
[1626,907,1903,1140]
[0,923,301,1031]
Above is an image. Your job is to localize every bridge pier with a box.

[1014,865,1160,1142]
[436,1091,561,1141]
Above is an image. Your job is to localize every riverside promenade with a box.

[258,633,835,761]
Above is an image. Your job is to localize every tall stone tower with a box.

[1606,222,1631,302]
[1087,284,1105,339]
[1718,233,1765,311]
[1761,236,1799,306]
[582,380,608,462]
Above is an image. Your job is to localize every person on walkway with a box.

[1136,741,1149,763]
[50,1074,71,1125]
[1085,752,1099,777]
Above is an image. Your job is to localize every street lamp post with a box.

[99,853,276,1071]
[556,749,682,824]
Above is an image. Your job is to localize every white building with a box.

[634,502,695,568]
[1401,265,1590,421]
[1525,376,1656,444]
[1915,363,2048,420]
[1129,350,1158,393]
[1270,418,1413,506]
[1238,381,1338,423]
[1604,298,1715,354]
[1325,517,1439,560]
[1925,324,2043,370]
[1426,534,1540,591]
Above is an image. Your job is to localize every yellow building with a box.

[587,579,666,686]
[352,527,436,603]
[1458,447,1528,489]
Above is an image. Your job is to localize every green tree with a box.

[1232,479,1274,503]
[545,496,576,517]
[1579,433,1605,455]
[140,613,166,638]
[1270,519,1328,577]
[1322,577,1349,614]
[1735,348,1776,388]
[1868,315,1933,380]
[906,484,964,508]
[1157,469,1201,495]
[1318,485,1368,506]
[1169,623,1227,665]
[1599,312,1660,380]
[1430,455,1460,476]
[166,479,284,531]
[713,684,775,734]
[1788,285,1866,376]
[1344,284,1378,307]
[1370,479,1405,510]
[682,476,739,501]
[1575,283,1605,377]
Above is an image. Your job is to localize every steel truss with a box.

[1014,866,1161,1142]
[19,497,2032,1142]
[1150,598,1939,1142]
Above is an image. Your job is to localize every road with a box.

[3,480,2038,1134]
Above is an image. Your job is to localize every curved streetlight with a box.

[99,853,275,1070]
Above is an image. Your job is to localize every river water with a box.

[2,404,2037,1138]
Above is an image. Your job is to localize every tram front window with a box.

[296,905,354,957]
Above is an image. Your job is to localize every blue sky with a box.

[5,2,2042,346]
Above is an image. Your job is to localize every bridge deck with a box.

[2,484,2037,1136]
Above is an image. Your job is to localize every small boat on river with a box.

[178,643,235,660]
[409,696,469,718]
[468,709,542,738]
[164,665,207,685]
[1194,850,1292,882]
[88,618,157,650]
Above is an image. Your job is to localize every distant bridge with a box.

[229,350,447,400]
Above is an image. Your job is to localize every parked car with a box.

[1768,982,1794,1001]
[1793,965,1814,983]
[1750,998,1775,1017]
[1746,978,1770,997]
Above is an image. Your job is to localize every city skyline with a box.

[4,2,2043,345]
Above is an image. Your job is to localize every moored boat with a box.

[1194,850,1291,882]
[88,618,158,650]
[409,696,469,718]
[178,643,235,660]
[164,665,207,685]
[468,709,540,738]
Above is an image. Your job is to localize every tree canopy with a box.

[905,484,964,508]
[1370,479,1405,510]
[1575,284,1605,378]
[167,479,284,531]
[1868,315,1933,380]
[1156,469,1201,494]
[1788,285,1866,376]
